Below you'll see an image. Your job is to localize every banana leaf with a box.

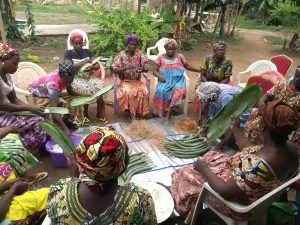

[70,85,113,107]
[12,107,69,116]
[44,107,69,114]
[38,120,75,157]
[12,111,37,116]
[207,84,263,141]
[79,56,103,73]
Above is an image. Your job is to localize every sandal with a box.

[81,117,91,126]
[94,117,108,125]
[27,172,48,185]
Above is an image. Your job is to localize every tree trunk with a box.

[219,4,228,38]
[212,9,221,43]
[230,1,246,36]
[226,5,235,36]
[193,0,200,23]
[0,0,15,20]
[174,0,185,48]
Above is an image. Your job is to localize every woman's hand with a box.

[230,116,240,133]
[27,106,45,115]
[158,76,166,83]
[7,125,19,134]
[11,181,28,195]
[63,126,71,136]
[84,63,100,72]
[193,158,208,172]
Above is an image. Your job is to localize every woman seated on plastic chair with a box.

[112,34,150,120]
[170,99,299,224]
[153,39,201,122]
[0,43,47,153]
[46,127,156,224]
[64,31,107,125]
[199,41,232,84]
[241,66,300,151]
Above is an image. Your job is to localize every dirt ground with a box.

[12,28,300,224]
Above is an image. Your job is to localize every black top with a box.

[64,49,94,63]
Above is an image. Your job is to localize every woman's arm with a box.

[200,69,208,82]
[65,85,90,97]
[193,159,245,201]
[49,99,70,136]
[152,64,165,83]
[0,126,18,139]
[0,181,28,221]
[198,101,209,124]
[219,77,230,84]
[0,90,44,115]
[184,62,201,73]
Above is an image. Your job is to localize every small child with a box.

[28,60,88,135]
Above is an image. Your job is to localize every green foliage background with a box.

[86,0,159,57]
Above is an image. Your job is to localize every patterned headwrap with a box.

[213,40,228,51]
[76,126,128,182]
[164,38,178,49]
[0,43,18,61]
[70,32,83,43]
[196,82,220,102]
[58,60,76,76]
[125,34,139,45]
[263,99,299,137]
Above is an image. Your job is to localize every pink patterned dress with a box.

[153,54,187,116]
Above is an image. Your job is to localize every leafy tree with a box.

[86,0,159,56]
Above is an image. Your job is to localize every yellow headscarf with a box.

[75,127,128,182]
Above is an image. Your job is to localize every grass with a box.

[16,2,84,14]
[15,2,88,24]
[238,15,300,33]
[263,35,286,46]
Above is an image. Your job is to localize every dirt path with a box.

[26,28,300,188]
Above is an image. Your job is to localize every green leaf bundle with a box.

[38,120,75,157]
[70,85,113,107]
[12,107,69,116]
[44,107,69,114]
[207,84,263,140]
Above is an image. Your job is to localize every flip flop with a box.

[94,117,108,125]
[27,172,48,185]
[81,117,91,126]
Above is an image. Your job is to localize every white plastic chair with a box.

[154,70,190,117]
[67,29,89,50]
[236,60,277,88]
[11,62,47,104]
[41,215,51,225]
[190,171,300,225]
[146,38,169,61]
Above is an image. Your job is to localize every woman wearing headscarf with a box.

[153,39,201,122]
[241,66,300,150]
[46,127,157,224]
[0,43,47,152]
[171,99,299,224]
[64,31,107,125]
[196,81,242,123]
[113,34,150,119]
[199,41,232,84]
[28,60,83,136]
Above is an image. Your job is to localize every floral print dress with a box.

[245,81,300,150]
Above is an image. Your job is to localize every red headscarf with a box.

[0,43,18,61]
[263,99,299,136]
[70,32,83,43]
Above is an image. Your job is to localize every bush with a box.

[268,1,299,26]
[86,0,159,57]
[26,54,40,63]
[181,36,197,50]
